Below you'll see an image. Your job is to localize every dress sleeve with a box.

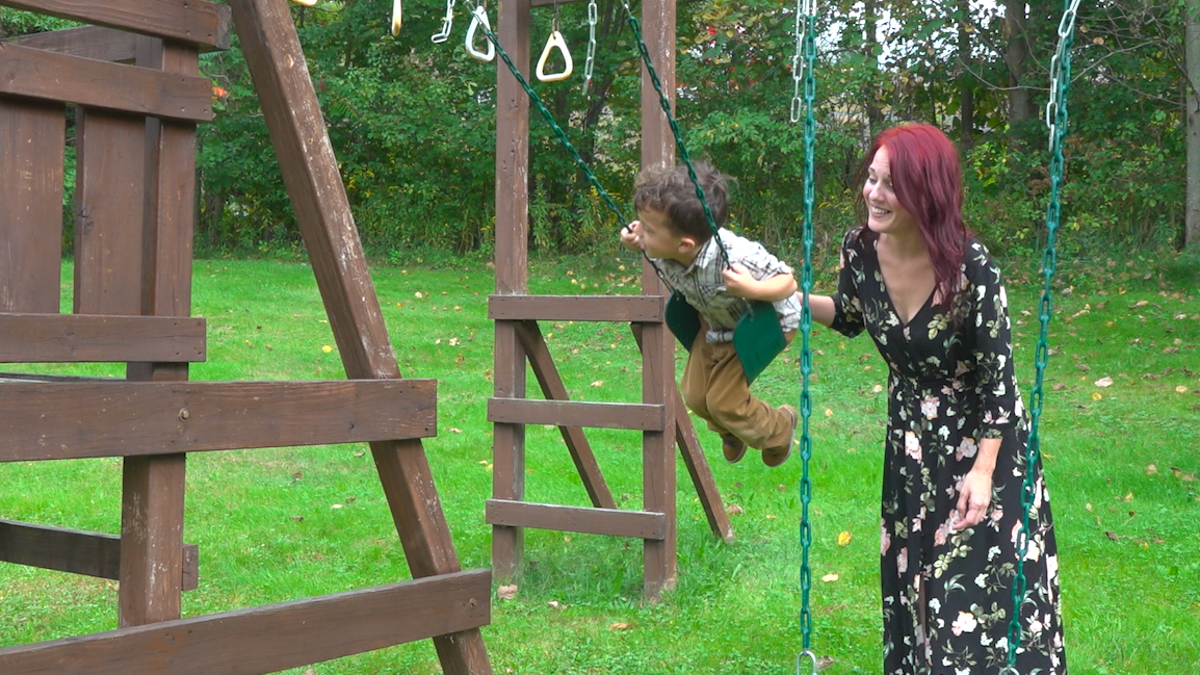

[830,228,866,338]
[966,241,1020,438]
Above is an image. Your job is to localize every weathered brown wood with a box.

[512,320,614,509]
[486,500,666,540]
[0,44,212,122]
[0,97,65,314]
[9,26,139,62]
[489,294,664,322]
[118,36,202,628]
[490,0,533,585]
[0,378,437,462]
[0,313,205,363]
[73,109,146,314]
[488,398,666,431]
[0,0,231,50]
[0,569,491,675]
[631,324,733,543]
[0,520,199,591]
[639,0,678,601]
[227,1,490,671]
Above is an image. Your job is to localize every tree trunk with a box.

[1186,0,1200,250]
[958,0,975,149]
[864,0,882,138]
[1004,0,1032,133]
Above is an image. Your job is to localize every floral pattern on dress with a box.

[830,227,1066,675]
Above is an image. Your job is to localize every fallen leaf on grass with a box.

[821,573,839,582]
[1146,464,1158,475]
[1094,376,1114,387]
[837,531,853,546]
[497,584,518,600]
[1091,392,1103,401]
[609,622,632,631]
[547,600,565,610]
[1104,531,1120,541]
[726,503,745,516]
[1177,386,1190,394]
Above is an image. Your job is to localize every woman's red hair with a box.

[855,123,970,311]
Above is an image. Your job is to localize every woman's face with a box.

[863,145,919,237]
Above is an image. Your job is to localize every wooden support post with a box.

[226,1,491,672]
[639,0,678,600]
[492,0,533,583]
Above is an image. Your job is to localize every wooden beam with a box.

[0,44,213,122]
[0,520,198,591]
[486,500,666,540]
[0,97,64,314]
[227,1,491,670]
[0,378,437,462]
[0,0,231,50]
[0,570,491,675]
[0,313,205,363]
[8,26,139,62]
[488,398,666,431]
[512,320,614,509]
[489,294,664,322]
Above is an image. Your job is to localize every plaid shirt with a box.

[654,228,802,343]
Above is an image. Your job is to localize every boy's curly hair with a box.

[633,161,730,243]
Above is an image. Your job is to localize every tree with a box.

[1187,0,1200,249]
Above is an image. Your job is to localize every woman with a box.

[806,124,1066,674]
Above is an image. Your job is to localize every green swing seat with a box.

[665,291,786,385]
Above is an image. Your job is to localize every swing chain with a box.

[618,3,731,269]
[789,0,816,122]
[796,0,819,655]
[583,0,599,96]
[471,16,628,224]
[1005,0,1077,672]
[432,0,457,43]
[1045,0,1081,151]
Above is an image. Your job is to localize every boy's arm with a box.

[722,264,796,301]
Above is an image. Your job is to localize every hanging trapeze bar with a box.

[391,0,402,36]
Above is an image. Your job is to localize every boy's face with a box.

[635,208,695,262]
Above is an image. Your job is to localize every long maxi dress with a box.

[829,227,1066,675]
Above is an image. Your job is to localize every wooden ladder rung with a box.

[486,499,666,540]
[489,294,664,322]
[487,397,666,431]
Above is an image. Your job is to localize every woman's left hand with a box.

[954,468,993,530]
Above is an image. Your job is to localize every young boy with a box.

[619,162,801,467]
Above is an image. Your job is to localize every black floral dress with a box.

[830,227,1066,675]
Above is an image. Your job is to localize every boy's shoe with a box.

[762,405,797,468]
[722,437,748,463]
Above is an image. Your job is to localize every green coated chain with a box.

[793,0,818,671]
[999,0,1079,673]
[617,2,731,270]
[472,12,629,225]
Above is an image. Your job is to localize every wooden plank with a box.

[0,0,231,50]
[119,36,200,628]
[0,44,213,122]
[490,0,533,586]
[9,26,139,62]
[512,320,614,509]
[639,0,678,601]
[0,520,199,591]
[227,2,491,671]
[0,97,65,314]
[73,108,147,314]
[0,379,437,462]
[0,569,491,675]
[489,294,664,322]
[486,500,666,540]
[0,313,205,362]
[488,398,666,432]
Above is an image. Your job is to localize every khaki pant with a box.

[680,324,795,453]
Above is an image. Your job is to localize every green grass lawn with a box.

[1,252,1197,674]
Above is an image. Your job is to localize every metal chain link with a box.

[1000,1,1078,673]
[794,0,818,665]
[789,0,816,123]
[582,0,599,96]
[472,19,629,224]
[617,2,731,269]
[431,0,457,43]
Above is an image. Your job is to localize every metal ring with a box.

[795,650,819,675]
